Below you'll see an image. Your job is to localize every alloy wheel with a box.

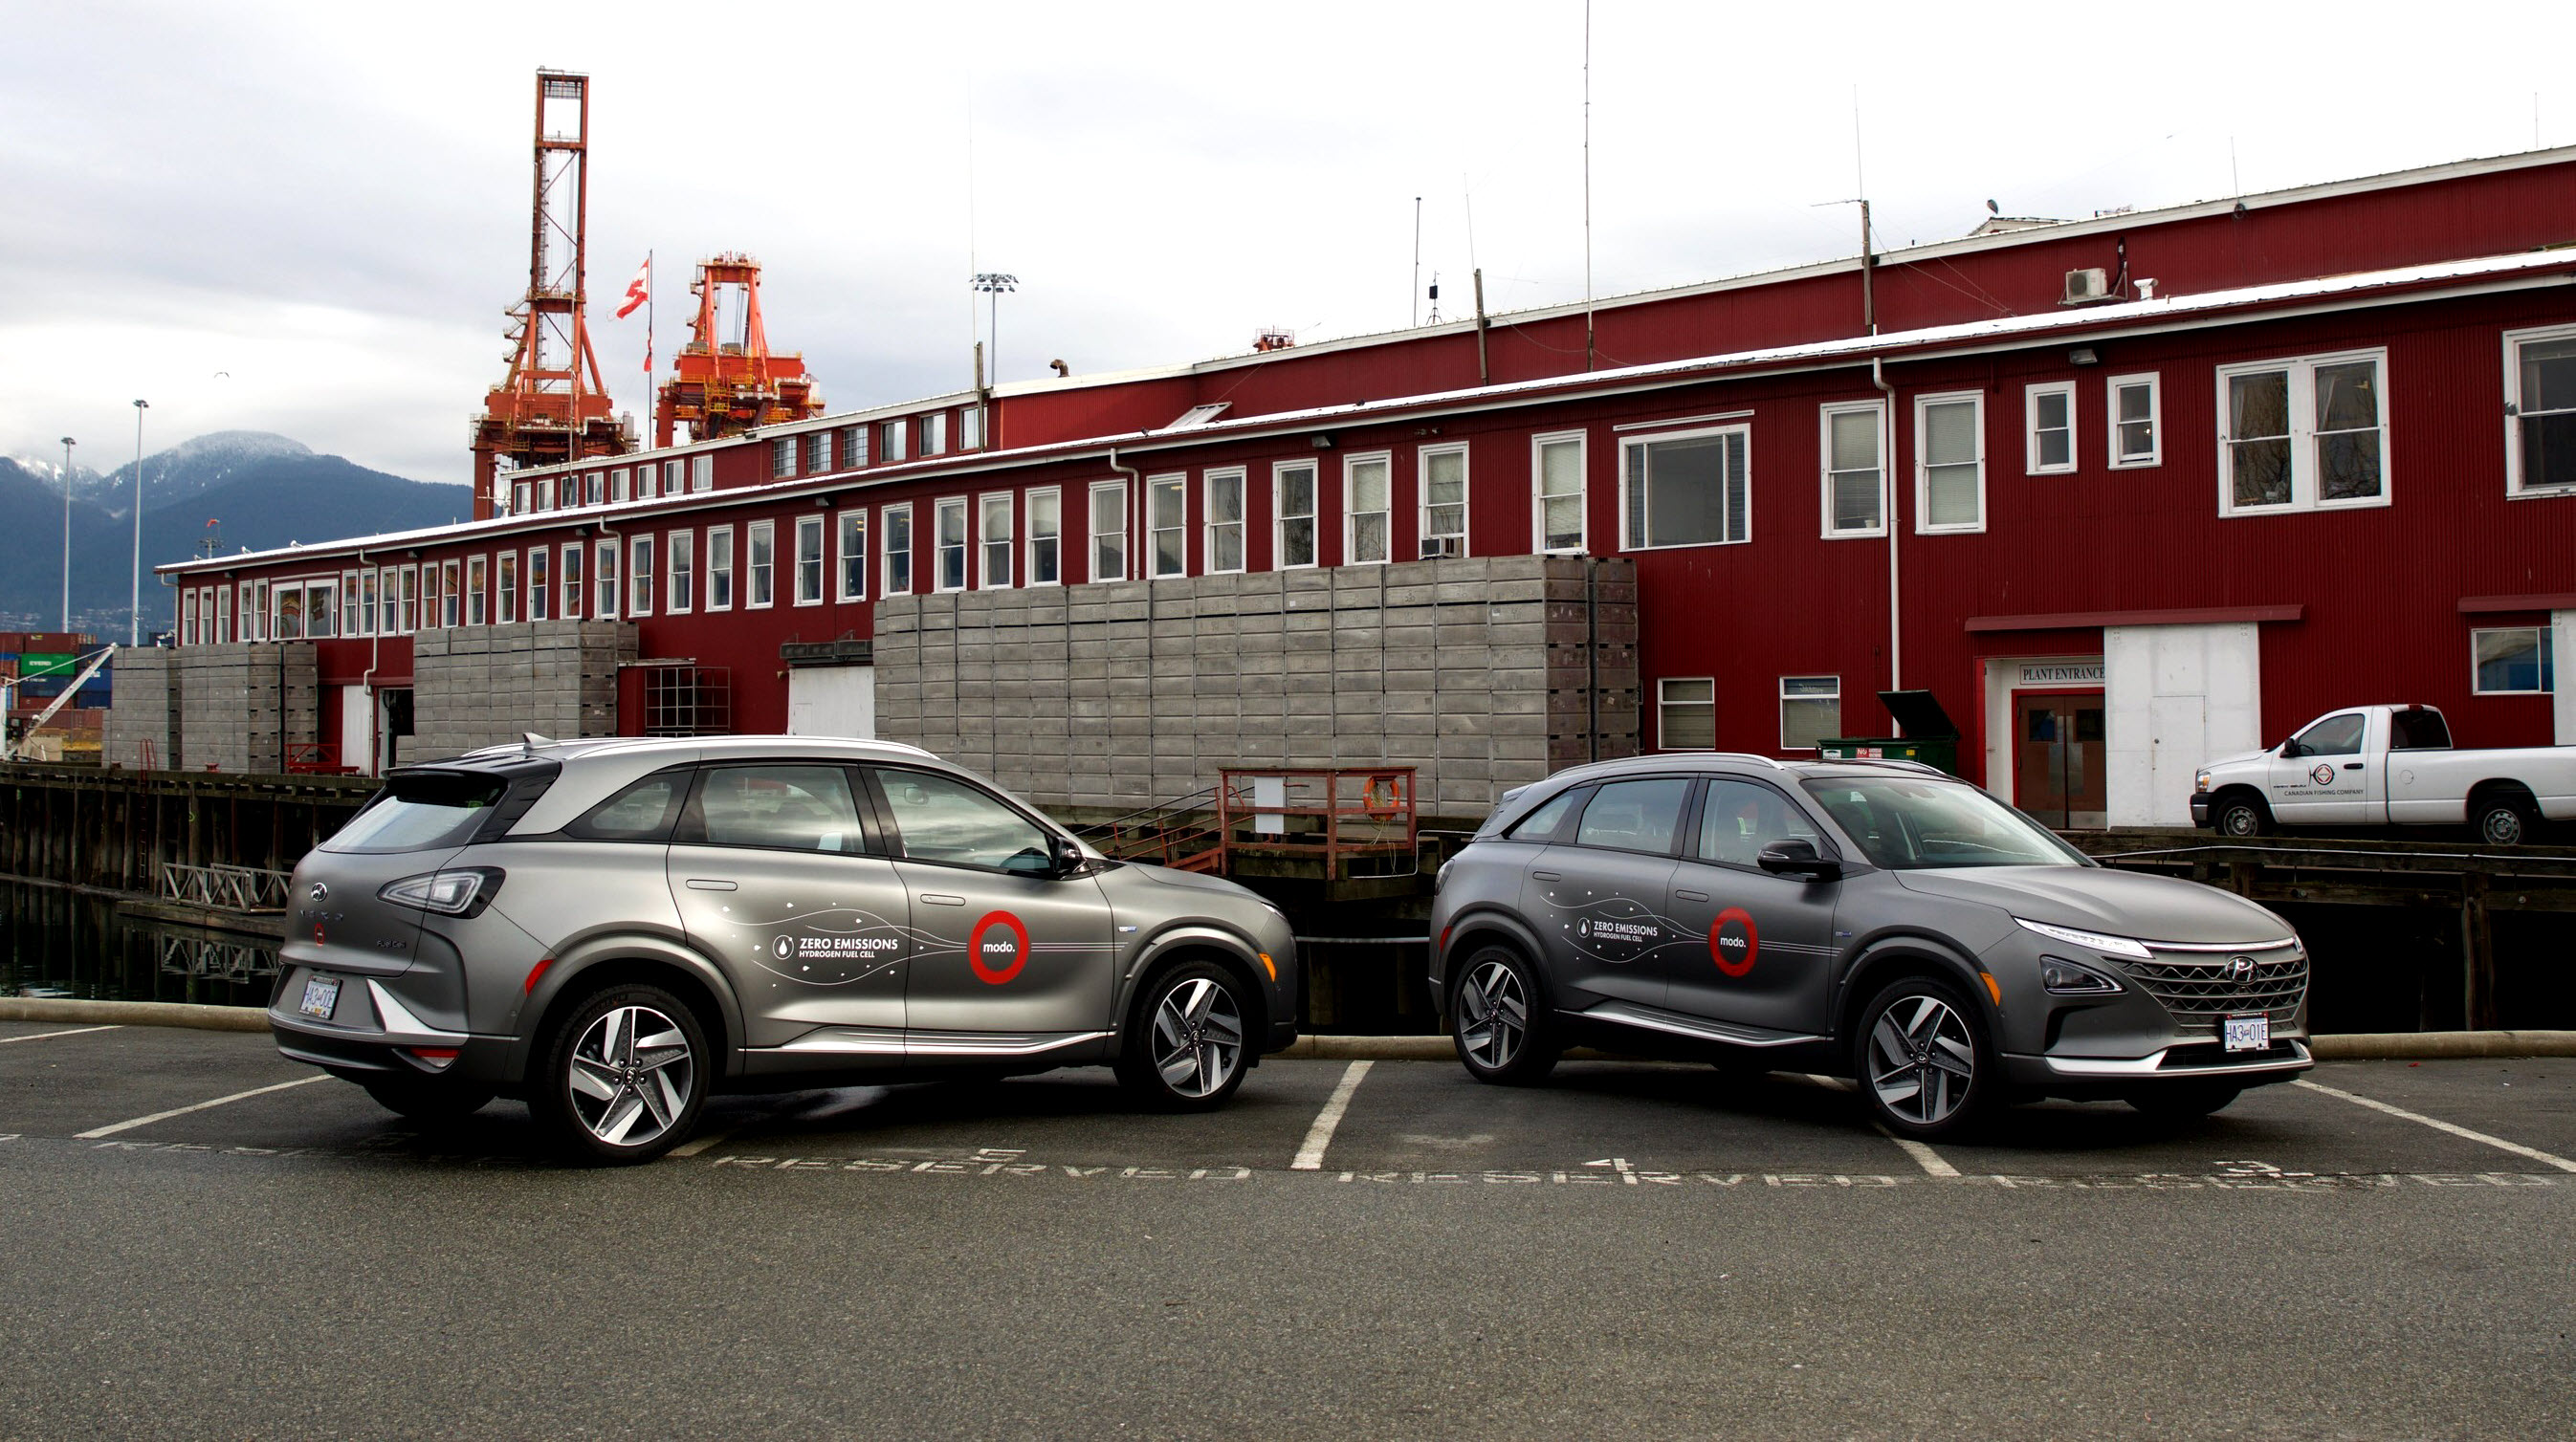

[566,1004,695,1147]
[1866,994,1976,1127]
[1456,958,1528,1071]
[1150,976,1244,1100]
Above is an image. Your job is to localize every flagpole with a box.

[645,250,654,448]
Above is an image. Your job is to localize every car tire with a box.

[361,1075,495,1124]
[2474,794,2538,847]
[1855,974,1994,1142]
[2213,793,2271,838]
[526,983,710,1166]
[1116,960,1251,1111]
[1449,945,1560,1086]
[2124,1082,2243,1119]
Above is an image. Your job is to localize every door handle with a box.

[684,879,738,891]
[2343,763,2364,771]
[1674,888,1710,903]
[919,893,967,907]
[1530,870,1562,881]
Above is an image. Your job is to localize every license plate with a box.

[2221,1014,2270,1053]
[297,974,341,1021]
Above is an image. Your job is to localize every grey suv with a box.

[269,736,1300,1163]
[1427,755,2312,1138]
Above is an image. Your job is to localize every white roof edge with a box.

[165,248,2576,578]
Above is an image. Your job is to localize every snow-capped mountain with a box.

[74,430,319,514]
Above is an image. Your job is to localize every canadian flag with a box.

[615,258,650,319]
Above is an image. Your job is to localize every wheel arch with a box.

[2208,785,2270,833]
[1835,935,1995,1050]
[1437,908,1553,1005]
[1112,927,1271,1062]
[512,936,743,1083]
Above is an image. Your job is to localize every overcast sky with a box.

[6,0,2572,488]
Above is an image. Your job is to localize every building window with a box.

[663,459,683,497]
[668,530,694,614]
[592,540,616,621]
[513,481,531,515]
[1026,487,1061,586]
[1204,470,1245,574]
[248,579,268,640]
[882,419,909,463]
[2472,627,2554,694]
[1420,445,1467,557]
[440,562,462,628]
[1659,677,1716,750]
[560,545,582,621]
[840,425,867,468]
[919,412,948,457]
[934,498,968,592]
[628,535,654,618]
[691,454,715,492]
[379,568,399,635]
[1779,676,1840,750]
[1622,426,1751,549]
[275,583,304,641]
[586,471,605,506]
[341,569,362,636]
[838,509,869,601]
[2026,382,2076,475]
[2108,373,2160,469]
[1818,402,1885,537]
[1148,473,1188,578]
[772,437,798,479]
[182,589,198,645]
[310,580,339,638]
[1344,453,1392,564]
[748,519,777,607]
[708,525,736,610]
[2505,325,2576,495]
[467,556,489,626]
[962,405,986,450]
[1089,480,1127,580]
[610,468,628,503]
[795,514,826,604]
[1532,432,1585,553]
[1274,462,1318,568]
[2218,349,2388,514]
[217,582,234,642]
[527,549,549,622]
[978,493,1013,589]
[882,503,914,595]
[807,429,834,474]
[1914,393,1986,533]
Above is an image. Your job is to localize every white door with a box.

[786,666,875,739]
[2146,694,2205,826]
[339,686,375,776]
[2268,710,2371,824]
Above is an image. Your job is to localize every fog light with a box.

[2039,955,2123,994]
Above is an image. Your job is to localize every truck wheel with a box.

[2213,794,2270,838]
[2474,794,2537,847]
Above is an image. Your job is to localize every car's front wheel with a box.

[1856,975,1993,1141]
[1450,945,1559,1085]
[527,984,709,1165]
[1116,961,1250,1111]
[2213,792,2271,838]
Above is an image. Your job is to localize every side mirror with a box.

[2279,739,2303,758]
[1050,834,1088,877]
[1757,838,1842,883]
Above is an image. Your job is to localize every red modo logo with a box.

[968,910,1030,985]
[1708,907,1759,978]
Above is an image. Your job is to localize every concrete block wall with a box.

[412,622,637,760]
[873,556,1638,815]
[105,643,318,773]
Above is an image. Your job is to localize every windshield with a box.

[321,773,508,854]
[1799,776,2088,870]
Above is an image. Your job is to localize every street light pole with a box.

[970,273,1017,386]
[58,436,74,633]
[130,399,148,645]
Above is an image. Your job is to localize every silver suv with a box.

[1427,755,2312,1138]
[270,736,1300,1163]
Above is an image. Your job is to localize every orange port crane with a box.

[470,69,628,520]
[656,253,824,446]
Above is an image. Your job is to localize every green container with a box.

[1817,689,1961,776]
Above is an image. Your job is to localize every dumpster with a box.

[1816,689,1961,775]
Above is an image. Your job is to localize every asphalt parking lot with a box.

[3,1019,2572,1438]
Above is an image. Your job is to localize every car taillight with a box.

[379,867,505,918]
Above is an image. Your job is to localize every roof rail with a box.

[1706,752,1791,770]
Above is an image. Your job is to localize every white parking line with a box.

[1873,1122,1963,1178]
[2294,1078,2576,1173]
[74,1075,332,1140]
[0,1025,120,1046]
[670,1127,736,1159]
[1290,1060,1374,1171]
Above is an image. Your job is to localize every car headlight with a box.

[2015,916,2153,960]
[380,867,504,918]
[2194,770,2213,794]
[2038,955,2125,994]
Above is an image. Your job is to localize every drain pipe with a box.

[1873,356,1901,720]
[356,545,380,775]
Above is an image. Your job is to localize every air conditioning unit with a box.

[1420,535,1464,559]
[2061,268,2111,304]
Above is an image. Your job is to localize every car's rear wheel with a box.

[361,1074,495,1124]
[1856,976,1993,1141]
[2124,1082,2244,1119]
[527,984,709,1166]
[1450,946,1559,1085]
[2474,793,2538,847]
[1116,961,1250,1111]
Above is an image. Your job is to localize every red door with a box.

[2015,690,2106,829]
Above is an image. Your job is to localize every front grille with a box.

[2123,947,2308,1030]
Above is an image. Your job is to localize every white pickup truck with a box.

[2191,705,2576,844]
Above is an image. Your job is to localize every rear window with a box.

[322,773,507,854]
[2389,708,2452,751]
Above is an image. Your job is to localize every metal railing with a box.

[158,932,280,986]
[158,862,294,912]
[1074,786,1224,872]
[1217,767,1420,879]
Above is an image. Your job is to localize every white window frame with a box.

[1618,423,1753,550]
[1147,472,1188,579]
[707,525,736,611]
[932,497,968,593]
[1202,469,1246,575]
[882,419,909,464]
[1342,451,1393,566]
[627,535,654,618]
[2470,626,2555,696]
[585,470,605,506]
[961,404,986,450]
[1024,486,1062,587]
[842,425,869,469]
[440,562,461,629]
[1272,461,1319,569]
[610,467,628,503]
[217,582,234,643]
[525,549,547,622]
[795,513,826,605]
[837,508,870,602]
[747,518,777,608]
[773,437,797,479]
[881,503,913,597]
[808,428,834,475]
[1418,443,1469,556]
[667,529,694,614]
[2215,346,2392,516]
[1816,402,1886,539]
[1530,431,1587,554]
[2503,323,2576,498]
[466,555,489,626]
[1658,677,1717,752]
[2107,372,2162,470]
[1778,675,1841,752]
[1087,479,1128,582]
[341,568,363,636]
[1913,391,1988,535]
[977,492,1014,590]
[592,540,616,621]
[559,544,582,621]
[919,411,948,457]
[2024,381,2077,476]
[690,454,715,492]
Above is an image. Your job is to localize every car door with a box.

[666,761,911,1051]
[1522,776,1693,1010]
[867,765,1115,1045]
[1659,776,1843,1038]
[2266,710,2372,824]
